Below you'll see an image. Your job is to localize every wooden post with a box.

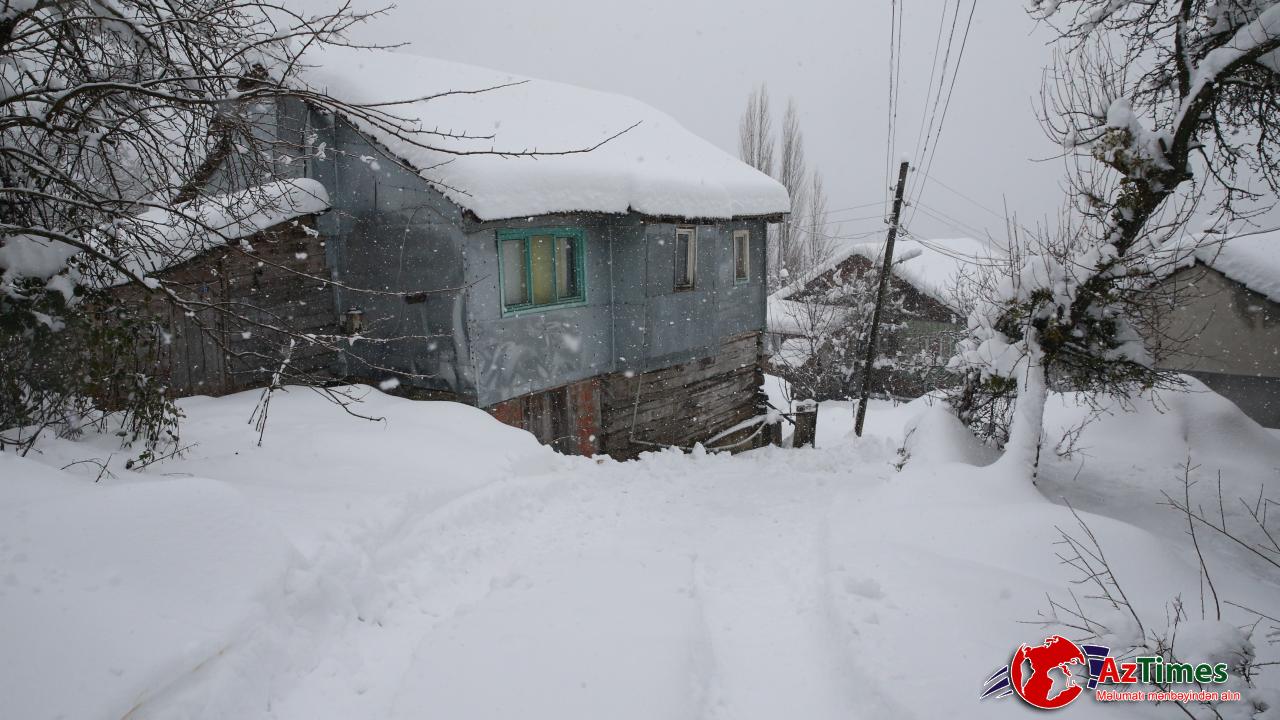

[769,418,784,447]
[855,160,910,437]
[793,399,818,448]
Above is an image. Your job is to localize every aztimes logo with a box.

[980,635,1240,710]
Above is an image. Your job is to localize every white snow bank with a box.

[7,379,1277,719]
[1040,375,1280,555]
[822,385,1279,718]
[901,401,999,467]
[296,45,789,221]
[1156,228,1280,304]
[4,385,563,719]
[0,453,295,720]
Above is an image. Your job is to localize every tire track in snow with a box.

[686,489,861,720]
[131,455,598,719]
[134,443,904,720]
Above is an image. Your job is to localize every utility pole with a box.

[854,160,910,437]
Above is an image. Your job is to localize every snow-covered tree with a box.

[948,213,1184,477]
[1034,0,1280,245]
[949,1,1280,478]
[0,1,586,453]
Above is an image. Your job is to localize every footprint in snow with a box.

[844,576,885,600]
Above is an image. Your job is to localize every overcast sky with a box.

[295,0,1064,242]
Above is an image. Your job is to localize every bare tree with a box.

[778,98,809,277]
[770,248,955,403]
[738,84,775,176]
[0,0,624,455]
[799,168,834,276]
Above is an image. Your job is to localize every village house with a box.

[132,46,789,458]
[766,237,988,401]
[1145,230,1280,428]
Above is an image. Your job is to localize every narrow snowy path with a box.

[135,441,900,720]
[372,448,888,720]
[20,389,1278,720]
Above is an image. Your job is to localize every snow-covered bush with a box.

[947,219,1179,472]
[1041,476,1280,720]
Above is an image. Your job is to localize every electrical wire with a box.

[907,0,978,228]
[883,0,902,219]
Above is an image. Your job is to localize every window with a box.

[497,228,585,313]
[733,229,750,284]
[674,227,696,289]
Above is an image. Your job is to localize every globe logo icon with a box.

[1009,635,1088,709]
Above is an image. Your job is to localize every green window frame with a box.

[496,227,587,316]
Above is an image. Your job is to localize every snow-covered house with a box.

[767,237,987,399]
[1145,230,1280,427]
[189,47,788,457]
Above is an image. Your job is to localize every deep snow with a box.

[3,380,1279,719]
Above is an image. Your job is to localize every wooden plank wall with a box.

[483,332,767,459]
[114,216,336,398]
[599,331,766,459]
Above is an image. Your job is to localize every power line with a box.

[824,199,888,216]
[918,170,1005,223]
[920,169,1039,238]
[792,225,888,242]
[883,0,903,219]
[908,0,978,227]
[909,0,955,169]
[904,232,1009,269]
[909,200,991,240]
[911,200,989,238]
[911,0,963,188]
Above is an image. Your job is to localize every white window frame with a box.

[674,226,697,290]
[732,229,750,284]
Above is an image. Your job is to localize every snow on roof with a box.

[1159,229,1280,304]
[110,178,330,285]
[0,179,330,296]
[773,236,995,311]
[296,46,790,222]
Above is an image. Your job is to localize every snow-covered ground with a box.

[3,380,1278,719]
